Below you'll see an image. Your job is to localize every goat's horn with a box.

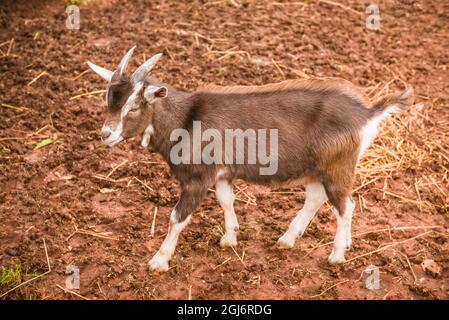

[115,46,136,78]
[86,61,113,82]
[132,53,163,84]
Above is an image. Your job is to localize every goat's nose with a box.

[101,130,111,140]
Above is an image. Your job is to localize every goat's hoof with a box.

[220,233,237,248]
[148,255,169,272]
[277,234,295,249]
[328,251,346,264]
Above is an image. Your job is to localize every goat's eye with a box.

[128,106,139,113]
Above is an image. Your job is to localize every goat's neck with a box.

[150,89,193,163]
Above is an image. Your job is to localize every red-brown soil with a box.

[0,0,448,299]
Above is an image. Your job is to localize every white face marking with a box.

[121,82,143,118]
[141,125,154,147]
[278,182,327,248]
[101,83,143,147]
[101,122,124,147]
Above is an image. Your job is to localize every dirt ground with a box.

[0,0,448,300]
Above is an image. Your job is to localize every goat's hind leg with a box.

[277,182,327,248]
[345,197,354,249]
[325,184,355,264]
[216,179,239,247]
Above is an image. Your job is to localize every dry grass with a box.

[356,81,448,214]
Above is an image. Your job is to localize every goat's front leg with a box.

[215,179,239,247]
[277,182,327,248]
[149,183,207,272]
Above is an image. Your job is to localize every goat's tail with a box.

[357,87,414,159]
[369,86,414,118]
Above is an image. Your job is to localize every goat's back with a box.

[177,79,371,184]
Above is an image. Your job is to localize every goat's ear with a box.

[144,85,168,103]
[87,61,113,82]
[132,53,163,84]
[154,86,167,98]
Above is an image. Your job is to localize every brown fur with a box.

[101,75,411,222]
[89,46,415,268]
[144,78,376,220]
[200,78,369,107]
[93,67,414,269]
[370,86,414,115]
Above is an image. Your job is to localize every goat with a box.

[87,47,413,272]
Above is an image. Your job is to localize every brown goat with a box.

[88,47,413,272]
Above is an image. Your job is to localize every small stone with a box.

[421,259,441,278]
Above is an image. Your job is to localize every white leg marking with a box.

[149,209,190,272]
[346,198,354,249]
[328,197,355,264]
[215,180,238,248]
[278,182,327,248]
